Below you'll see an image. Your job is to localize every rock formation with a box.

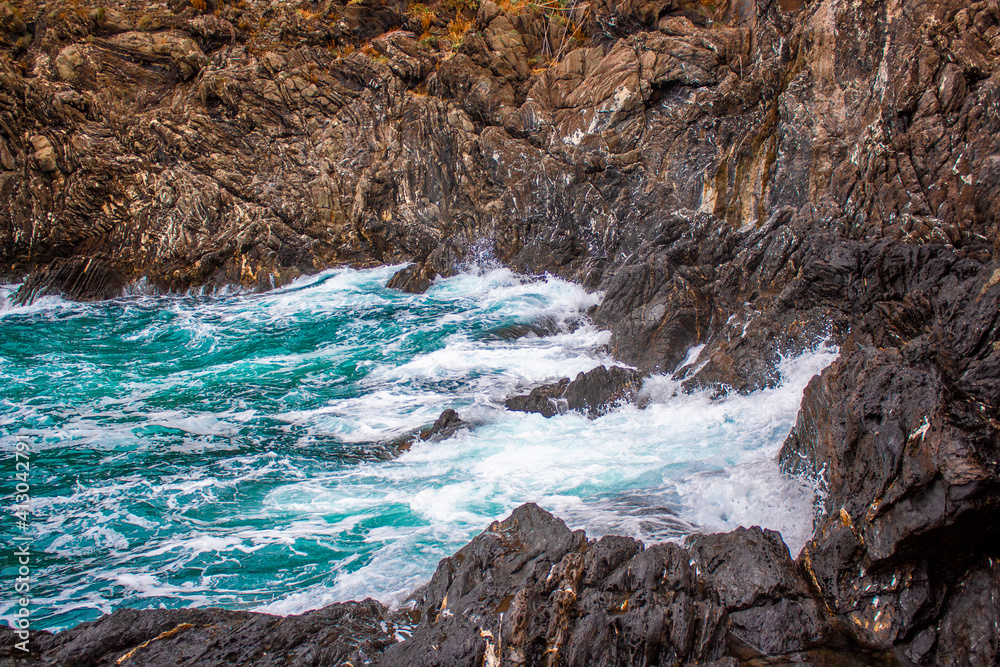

[505,364,646,417]
[2,0,998,663]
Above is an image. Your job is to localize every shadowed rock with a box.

[2,0,999,661]
[505,365,646,418]
[13,256,126,304]
[391,408,471,454]
[387,262,437,294]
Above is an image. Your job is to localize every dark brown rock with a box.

[13,256,126,304]
[505,365,647,418]
[419,408,468,442]
[382,504,844,666]
[504,377,570,417]
[2,0,999,662]
[1,600,394,667]
[386,262,437,294]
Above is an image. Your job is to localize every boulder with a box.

[505,365,646,418]
[105,30,208,79]
[386,262,437,294]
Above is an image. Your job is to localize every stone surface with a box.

[505,365,647,418]
[0,600,394,666]
[2,0,999,663]
[419,408,468,442]
[386,261,437,293]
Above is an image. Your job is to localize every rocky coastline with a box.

[2,0,999,663]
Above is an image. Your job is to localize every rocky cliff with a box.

[2,0,999,664]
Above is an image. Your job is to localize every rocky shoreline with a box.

[2,0,999,663]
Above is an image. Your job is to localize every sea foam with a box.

[0,265,834,629]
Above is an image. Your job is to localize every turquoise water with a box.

[0,265,835,631]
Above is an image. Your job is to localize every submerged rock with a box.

[505,365,647,418]
[483,314,581,341]
[391,408,471,454]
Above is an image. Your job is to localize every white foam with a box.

[1,264,838,631]
[677,343,706,371]
[0,284,83,320]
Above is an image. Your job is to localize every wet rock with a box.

[390,408,470,455]
[483,322,543,340]
[387,263,437,294]
[14,600,395,666]
[2,0,999,661]
[4,502,985,665]
[383,504,846,666]
[562,365,647,417]
[505,365,646,418]
[13,257,127,305]
[504,377,570,417]
[483,314,578,341]
[419,408,468,442]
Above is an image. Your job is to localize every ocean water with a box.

[0,265,836,631]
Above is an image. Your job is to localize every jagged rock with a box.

[1,0,999,662]
[106,30,208,79]
[505,365,646,418]
[390,408,470,454]
[13,257,127,304]
[562,365,647,416]
[382,504,844,666]
[341,0,406,41]
[386,262,437,293]
[773,251,1000,658]
[0,3,25,37]
[372,31,439,82]
[419,408,468,442]
[54,45,84,83]
[504,377,570,417]
[29,135,58,173]
[0,600,395,666]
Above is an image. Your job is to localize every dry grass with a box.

[408,2,436,31]
[440,0,479,13]
[447,13,471,42]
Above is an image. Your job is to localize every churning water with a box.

[0,265,836,631]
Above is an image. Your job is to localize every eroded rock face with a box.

[2,0,999,662]
[505,365,647,418]
[4,504,883,665]
[386,261,437,293]
[776,248,1000,663]
[0,600,395,666]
